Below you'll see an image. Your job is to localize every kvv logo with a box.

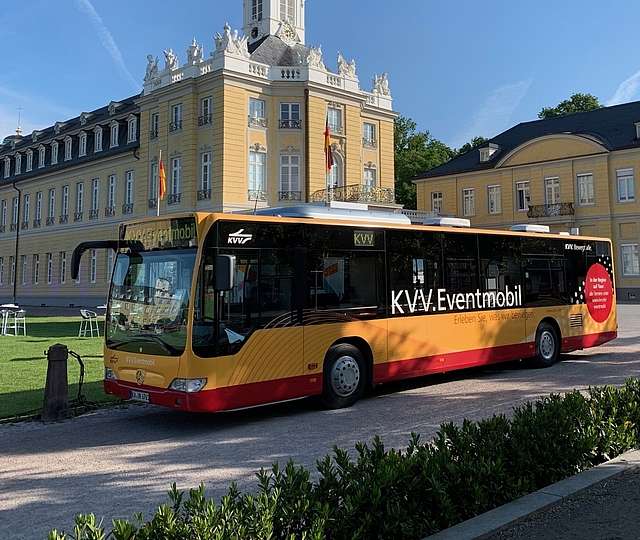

[227,229,253,245]
[391,285,523,315]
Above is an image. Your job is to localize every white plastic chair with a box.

[0,309,8,335]
[79,309,100,337]
[7,310,26,336]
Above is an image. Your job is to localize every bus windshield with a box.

[107,248,196,356]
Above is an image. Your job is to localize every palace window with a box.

[149,161,158,201]
[21,255,27,286]
[488,185,502,215]
[110,121,119,148]
[48,189,56,220]
[35,192,42,222]
[462,188,475,217]
[577,173,594,205]
[617,168,635,202]
[249,150,266,197]
[33,254,40,285]
[199,97,212,126]
[251,0,263,21]
[9,256,14,286]
[15,153,21,174]
[94,126,103,152]
[279,103,301,129]
[51,141,59,164]
[124,170,134,212]
[327,152,344,189]
[47,253,53,285]
[23,194,30,225]
[76,182,84,218]
[38,146,45,168]
[11,197,18,226]
[0,257,3,285]
[621,244,640,276]
[1,200,6,229]
[363,166,377,188]
[60,252,67,284]
[516,181,530,211]
[327,106,343,133]
[3,157,9,178]
[61,185,69,218]
[91,178,99,214]
[280,0,295,22]
[200,152,211,194]
[107,175,116,210]
[90,249,97,283]
[26,149,33,172]
[79,131,87,156]
[249,98,266,127]
[363,123,376,147]
[150,113,159,138]
[170,157,182,200]
[127,116,137,143]
[170,104,183,131]
[431,192,443,214]
[544,176,560,204]
[64,137,72,161]
[279,154,300,197]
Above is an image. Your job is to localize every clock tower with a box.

[243,0,306,45]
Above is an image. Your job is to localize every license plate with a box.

[130,390,150,403]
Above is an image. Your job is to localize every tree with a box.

[456,136,488,156]
[538,93,602,119]
[394,116,454,209]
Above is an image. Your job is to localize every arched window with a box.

[327,152,344,189]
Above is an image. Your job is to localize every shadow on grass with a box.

[0,381,116,420]
[10,355,103,362]
[25,319,105,339]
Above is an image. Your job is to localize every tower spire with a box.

[16,107,23,136]
[243,0,305,45]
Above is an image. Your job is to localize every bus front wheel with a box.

[321,344,366,409]
[531,322,560,368]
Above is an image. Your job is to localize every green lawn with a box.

[0,316,118,420]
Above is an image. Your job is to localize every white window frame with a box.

[279,154,300,194]
[515,181,530,212]
[150,112,159,137]
[79,131,87,156]
[47,253,53,285]
[33,254,39,285]
[106,250,114,282]
[363,166,377,188]
[251,0,263,21]
[64,136,72,161]
[38,145,45,168]
[90,249,97,284]
[35,192,42,221]
[125,170,134,205]
[621,244,640,276]
[61,185,69,217]
[23,194,30,224]
[51,141,59,164]
[110,121,119,148]
[48,188,56,219]
[76,182,84,214]
[487,185,502,215]
[576,173,595,206]
[462,188,475,217]
[327,106,343,133]
[249,98,266,125]
[108,175,116,209]
[149,161,158,200]
[327,152,344,189]
[201,152,211,192]
[3,157,9,178]
[280,103,300,124]
[26,149,33,172]
[280,0,295,22]
[201,97,212,121]
[15,153,21,174]
[127,116,137,143]
[0,257,3,285]
[363,123,376,146]
[94,126,103,152]
[617,168,635,202]
[11,197,18,226]
[431,192,443,214]
[249,150,267,193]
[9,256,14,286]
[171,157,182,195]
[91,178,99,212]
[21,255,27,286]
[544,176,561,205]
[60,252,67,284]
[170,104,183,130]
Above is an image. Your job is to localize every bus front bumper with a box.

[104,379,216,412]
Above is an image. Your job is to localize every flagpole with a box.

[157,149,161,217]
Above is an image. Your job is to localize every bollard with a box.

[42,344,69,422]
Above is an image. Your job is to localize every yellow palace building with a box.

[0,0,396,307]
[414,103,640,302]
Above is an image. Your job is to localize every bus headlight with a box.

[169,378,207,393]
[105,368,117,380]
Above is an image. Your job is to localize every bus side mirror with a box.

[215,255,236,291]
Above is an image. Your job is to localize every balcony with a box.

[33,219,41,229]
[148,198,158,209]
[104,207,115,217]
[74,212,83,222]
[59,215,68,224]
[149,129,159,140]
[248,189,267,201]
[248,116,267,129]
[198,114,212,126]
[21,221,28,230]
[122,203,134,215]
[363,137,377,149]
[9,223,17,232]
[310,184,395,205]
[168,193,181,205]
[89,209,99,220]
[279,119,302,129]
[169,121,182,132]
[278,191,302,201]
[527,202,575,219]
[0,225,5,233]
[197,189,211,201]
[46,217,55,226]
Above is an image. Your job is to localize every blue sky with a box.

[2,0,640,149]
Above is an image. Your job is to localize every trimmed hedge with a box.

[50,379,640,540]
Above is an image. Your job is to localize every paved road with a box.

[1,306,639,539]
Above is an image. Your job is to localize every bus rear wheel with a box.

[321,344,366,409]
[531,322,560,368]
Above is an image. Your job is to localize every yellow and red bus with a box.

[72,206,617,412]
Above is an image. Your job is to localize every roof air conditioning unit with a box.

[570,227,580,236]
[423,217,471,228]
[510,224,550,233]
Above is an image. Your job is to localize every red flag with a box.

[324,119,334,172]
[158,153,167,201]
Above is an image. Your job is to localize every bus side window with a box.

[479,234,522,292]
[444,233,479,293]
[524,258,566,306]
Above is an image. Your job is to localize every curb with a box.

[425,448,640,540]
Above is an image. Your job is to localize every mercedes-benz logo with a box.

[136,370,145,385]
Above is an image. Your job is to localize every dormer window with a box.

[94,126,103,152]
[38,145,45,168]
[79,131,87,156]
[479,143,500,163]
[3,157,10,179]
[127,115,137,143]
[26,149,33,172]
[64,136,72,161]
[110,121,119,148]
[635,122,640,140]
[51,141,59,165]
[15,153,21,175]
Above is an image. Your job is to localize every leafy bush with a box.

[50,379,640,540]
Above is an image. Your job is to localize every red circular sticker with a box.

[585,263,613,323]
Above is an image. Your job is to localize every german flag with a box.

[324,119,334,172]
[158,150,167,200]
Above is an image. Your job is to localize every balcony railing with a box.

[278,191,302,201]
[363,137,377,149]
[310,184,395,205]
[89,209,99,220]
[197,189,211,201]
[122,203,134,215]
[59,215,68,224]
[169,121,182,132]
[104,206,115,217]
[0,225,5,233]
[279,119,302,129]
[149,129,159,140]
[46,217,55,226]
[248,189,267,201]
[248,116,267,128]
[74,212,83,222]
[33,219,41,228]
[21,221,28,230]
[148,198,158,209]
[527,202,575,219]
[168,193,182,205]
[9,223,17,232]
[198,114,212,126]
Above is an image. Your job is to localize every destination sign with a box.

[122,217,197,250]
